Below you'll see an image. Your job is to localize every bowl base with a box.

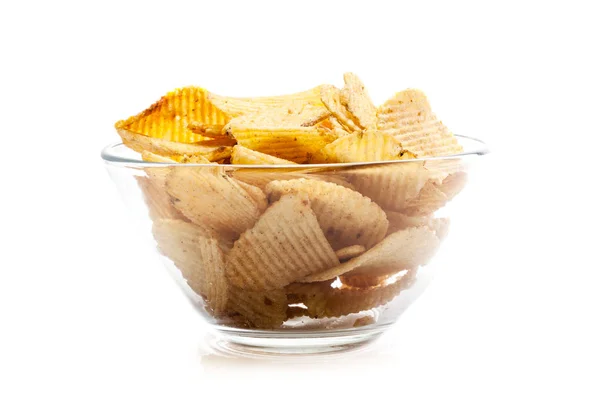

[208,325,388,356]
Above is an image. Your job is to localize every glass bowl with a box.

[102,135,488,354]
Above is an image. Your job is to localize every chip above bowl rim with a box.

[101,134,489,169]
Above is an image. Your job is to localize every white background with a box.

[1,1,599,399]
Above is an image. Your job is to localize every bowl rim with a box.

[101,134,489,169]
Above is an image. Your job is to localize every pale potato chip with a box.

[344,161,430,211]
[166,168,266,242]
[152,219,229,315]
[438,171,468,201]
[226,121,337,163]
[231,145,296,165]
[232,169,355,191]
[299,226,439,282]
[265,178,388,250]
[226,287,288,329]
[235,180,268,213]
[208,85,327,117]
[136,176,187,222]
[335,245,366,261]
[117,129,232,162]
[226,194,339,291]
[353,315,376,327]
[286,270,416,318]
[377,89,463,157]
[314,130,415,163]
[401,180,448,216]
[320,85,362,132]
[386,211,451,240]
[115,86,230,143]
[339,72,377,130]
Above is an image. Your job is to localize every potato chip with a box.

[235,180,268,213]
[438,171,468,201]
[208,85,327,117]
[339,270,392,288]
[187,121,226,138]
[377,89,463,157]
[320,85,362,133]
[226,287,288,329]
[339,72,377,130]
[232,169,355,192]
[335,245,366,261]
[115,86,230,143]
[136,176,187,222]
[265,178,388,250]
[226,121,338,163]
[401,180,448,216]
[344,161,430,211]
[286,270,416,318]
[231,145,296,165]
[152,219,229,315]
[226,194,339,291]
[117,129,232,162]
[314,130,415,163]
[299,226,439,282]
[386,211,451,239]
[166,168,266,242]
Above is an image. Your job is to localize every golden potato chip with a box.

[339,270,392,288]
[335,245,366,261]
[115,86,230,143]
[141,150,212,166]
[117,129,232,162]
[320,85,361,133]
[226,121,337,163]
[187,121,226,138]
[207,85,327,117]
[152,219,229,315]
[314,130,415,163]
[226,287,288,329]
[231,145,296,165]
[226,194,339,291]
[299,226,439,282]
[265,178,388,250]
[344,161,430,211]
[339,72,377,130]
[286,270,416,318]
[353,315,376,327]
[166,168,266,242]
[376,89,463,157]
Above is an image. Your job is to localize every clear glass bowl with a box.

[102,135,488,354]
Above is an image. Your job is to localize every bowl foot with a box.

[208,326,388,356]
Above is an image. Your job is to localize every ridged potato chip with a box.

[286,270,416,318]
[344,162,430,211]
[115,86,230,143]
[231,145,296,165]
[377,89,463,157]
[136,176,187,222]
[299,226,439,282]
[152,219,229,315]
[208,85,327,117]
[166,168,267,242]
[226,120,338,163]
[339,72,377,130]
[265,178,388,250]
[314,130,415,163]
[226,194,339,291]
[226,287,288,329]
[117,129,232,162]
[320,85,361,133]
[335,245,366,261]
